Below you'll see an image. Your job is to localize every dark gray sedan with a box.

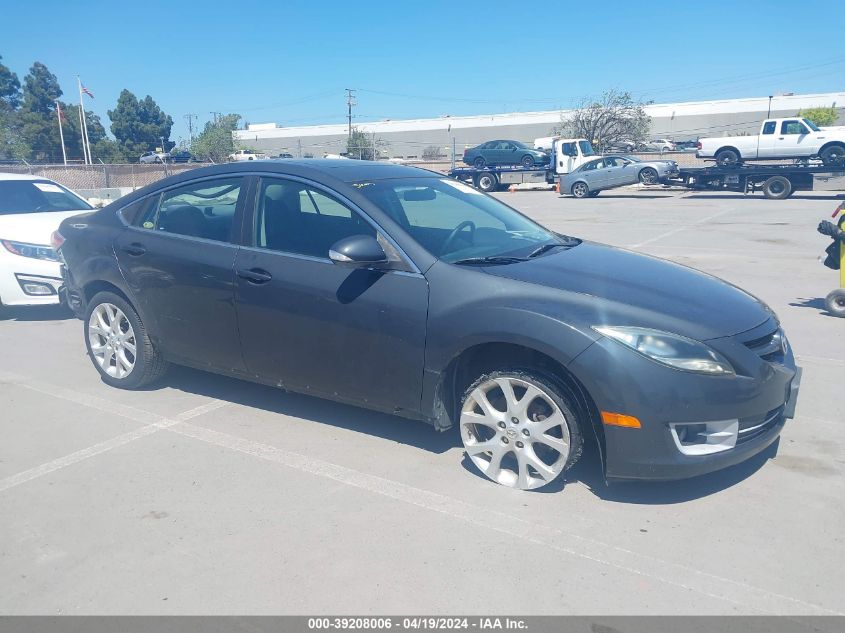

[463,140,549,169]
[56,160,798,490]
[561,155,680,198]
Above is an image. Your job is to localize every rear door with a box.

[114,176,247,370]
[756,120,778,158]
[233,176,429,415]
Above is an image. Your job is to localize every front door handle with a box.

[122,243,146,256]
[237,268,273,284]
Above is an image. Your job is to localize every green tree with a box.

[191,113,241,162]
[797,106,839,127]
[0,55,21,111]
[108,89,174,159]
[18,62,64,160]
[56,101,118,162]
[561,89,651,152]
[0,55,23,159]
[346,127,386,160]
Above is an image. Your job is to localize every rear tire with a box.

[84,291,168,389]
[476,172,498,193]
[826,289,845,318]
[761,176,792,200]
[715,148,740,166]
[571,182,590,198]
[638,167,659,184]
[521,155,535,168]
[473,156,486,169]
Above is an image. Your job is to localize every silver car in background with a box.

[560,155,679,198]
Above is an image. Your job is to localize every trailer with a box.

[449,138,596,192]
[672,163,845,199]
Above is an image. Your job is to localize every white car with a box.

[228,149,267,161]
[643,139,676,152]
[0,174,93,308]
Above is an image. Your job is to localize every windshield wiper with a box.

[452,256,527,266]
[528,239,580,258]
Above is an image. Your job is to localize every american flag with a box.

[81,84,94,98]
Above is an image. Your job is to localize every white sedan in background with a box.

[0,173,93,308]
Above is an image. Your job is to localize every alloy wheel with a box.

[461,376,571,490]
[88,303,137,378]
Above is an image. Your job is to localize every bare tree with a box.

[561,90,651,152]
[422,145,443,161]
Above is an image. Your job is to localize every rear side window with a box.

[136,178,242,242]
[762,121,776,135]
[122,195,159,226]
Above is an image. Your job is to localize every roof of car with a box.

[0,172,48,181]
[158,159,441,184]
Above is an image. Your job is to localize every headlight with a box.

[593,326,735,375]
[1,239,60,262]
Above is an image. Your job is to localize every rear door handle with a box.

[122,243,146,256]
[237,268,273,284]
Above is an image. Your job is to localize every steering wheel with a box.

[441,220,476,255]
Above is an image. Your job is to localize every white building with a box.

[234,92,845,159]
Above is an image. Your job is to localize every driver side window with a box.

[781,120,808,135]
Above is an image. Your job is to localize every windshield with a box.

[579,140,596,156]
[802,118,821,132]
[354,177,572,263]
[0,180,93,215]
[511,140,529,149]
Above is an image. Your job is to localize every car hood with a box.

[0,210,90,245]
[482,241,771,340]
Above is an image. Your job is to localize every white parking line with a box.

[0,372,839,615]
[171,420,841,616]
[628,209,735,249]
[0,379,227,494]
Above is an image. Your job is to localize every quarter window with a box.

[762,121,777,135]
[141,178,242,242]
[255,179,374,258]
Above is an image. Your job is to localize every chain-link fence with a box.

[0,162,208,192]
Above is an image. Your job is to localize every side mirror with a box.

[329,234,387,268]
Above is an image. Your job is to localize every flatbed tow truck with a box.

[669,162,845,199]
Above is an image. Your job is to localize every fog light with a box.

[669,420,738,456]
[17,278,56,296]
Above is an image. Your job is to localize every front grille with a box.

[737,407,783,444]
[743,327,785,363]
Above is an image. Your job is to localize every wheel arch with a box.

[715,145,741,159]
[430,340,606,471]
[818,140,845,154]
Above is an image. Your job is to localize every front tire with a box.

[84,291,168,389]
[521,155,535,168]
[826,289,845,318]
[820,145,845,167]
[460,369,584,490]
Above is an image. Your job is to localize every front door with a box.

[773,119,811,158]
[234,176,429,415]
[114,176,247,371]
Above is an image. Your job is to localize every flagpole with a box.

[55,100,67,166]
[77,77,92,165]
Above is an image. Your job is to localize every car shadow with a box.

[161,365,780,502]
[162,365,460,455]
[682,193,845,201]
[0,304,75,322]
[789,297,839,317]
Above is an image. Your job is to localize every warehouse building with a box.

[233,92,845,160]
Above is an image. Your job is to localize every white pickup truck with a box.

[697,118,845,166]
[228,149,267,161]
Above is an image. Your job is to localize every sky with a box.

[2,0,844,144]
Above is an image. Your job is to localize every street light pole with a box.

[767,95,773,118]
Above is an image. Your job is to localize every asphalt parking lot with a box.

[1,189,843,616]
